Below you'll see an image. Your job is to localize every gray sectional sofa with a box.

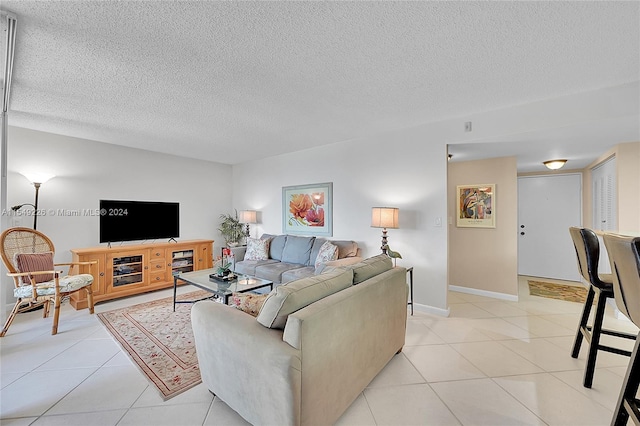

[191,254,409,425]
[231,234,362,284]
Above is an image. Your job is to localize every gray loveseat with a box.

[231,234,362,284]
[192,254,408,425]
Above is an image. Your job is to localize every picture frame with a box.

[456,184,495,228]
[282,182,333,236]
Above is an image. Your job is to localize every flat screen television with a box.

[99,200,180,243]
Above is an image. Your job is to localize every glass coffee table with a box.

[173,268,273,311]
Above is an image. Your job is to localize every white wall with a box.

[232,125,451,315]
[2,83,636,318]
[232,82,639,314]
[2,126,232,312]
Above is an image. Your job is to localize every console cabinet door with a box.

[107,250,149,293]
[196,243,213,270]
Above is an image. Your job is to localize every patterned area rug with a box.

[528,280,589,304]
[97,290,212,400]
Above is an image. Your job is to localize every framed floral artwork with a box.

[456,184,495,228]
[282,182,333,236]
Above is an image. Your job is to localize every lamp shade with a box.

[371,207,399,229]
[21,172,55,185]
[543,159,567,170]
[238,210,257,224]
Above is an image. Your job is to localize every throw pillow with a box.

[245,237,270,261]
[230,292,269,317]
[14,252,55,284]
[314,241,338,268]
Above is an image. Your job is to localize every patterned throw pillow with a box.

[314,241,338,268]
[230,292,269,317]
[14,252,55,284]
[245,237,270,261]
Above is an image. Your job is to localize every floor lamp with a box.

[371,207,399,255]
[11,172,55,230]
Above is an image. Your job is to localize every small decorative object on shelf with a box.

[209,273,236,283]
[212,248,236,281]
[385,245,402,266]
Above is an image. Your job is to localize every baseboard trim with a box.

[449,285,518,302]
[413,302,450,317]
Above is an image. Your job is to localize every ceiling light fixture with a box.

[543,159,567,170]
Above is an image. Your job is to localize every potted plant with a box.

[218,210,244,247]
[215,259,232,277]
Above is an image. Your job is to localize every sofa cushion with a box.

[254,262,307,284]
[257,268,354,329]
[314,241,338,268]
[309,238,327,265]
[281,235,315,265]
[262,234,287,261]
[230,292,269,317]
[234,259,279,276]
[281,266,315,283]
[245,237,270,261]
[344,254,393,284]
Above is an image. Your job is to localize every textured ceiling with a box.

[1,1,639,167]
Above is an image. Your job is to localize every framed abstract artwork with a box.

[456,184,495,228]
[282,182,333,236]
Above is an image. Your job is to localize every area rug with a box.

[528,280,589,304]
[97,290,212,400]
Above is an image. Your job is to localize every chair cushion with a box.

[14,274,94,298]
[257,268,353,329]
[14,252,55,284]
[245,237,270,261]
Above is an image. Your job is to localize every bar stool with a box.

[602,234,640,426]
[569,227,635,388]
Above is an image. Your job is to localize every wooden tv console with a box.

[70,239,214,310]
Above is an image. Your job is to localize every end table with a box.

[406,266,414,316]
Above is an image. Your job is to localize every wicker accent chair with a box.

[0,227,95,336]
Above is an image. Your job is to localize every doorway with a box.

[518,174,582,282]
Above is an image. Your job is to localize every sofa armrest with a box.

[315,256,363,274]
[324,256,362,268]
[191,301,301,425]
[229,246,247,262]
[282,267,408,424]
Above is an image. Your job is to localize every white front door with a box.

[518,174,582,281]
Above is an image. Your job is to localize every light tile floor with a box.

[1,276,638,425]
